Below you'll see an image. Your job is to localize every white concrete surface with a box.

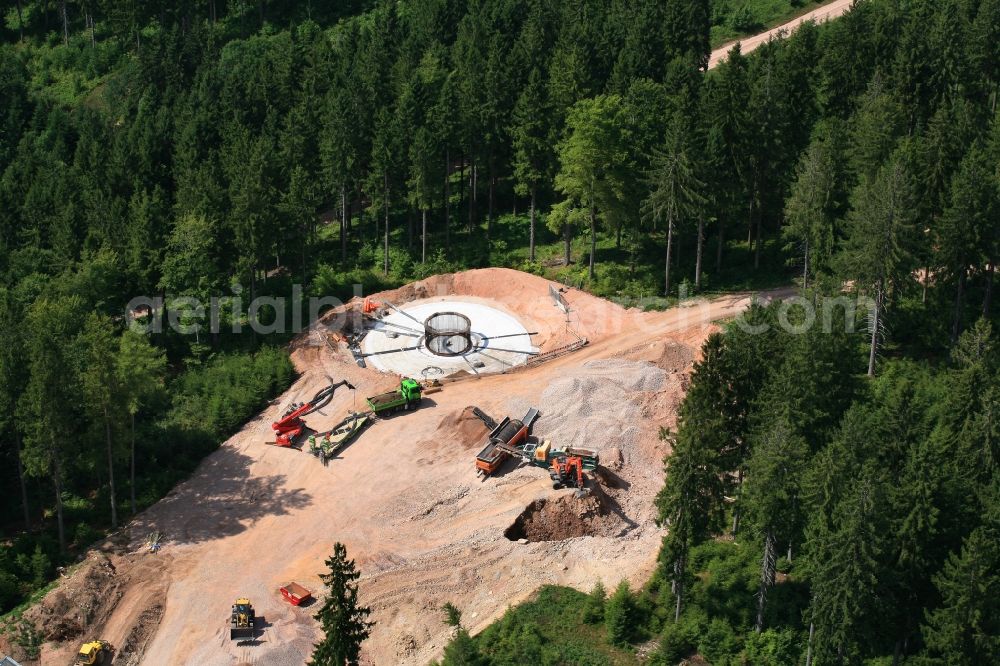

[360,298,536,378]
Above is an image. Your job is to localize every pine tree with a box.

[309,543,374,666]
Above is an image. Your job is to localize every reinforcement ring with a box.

[424,311,473,356]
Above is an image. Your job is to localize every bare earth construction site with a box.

[24,268,774,666]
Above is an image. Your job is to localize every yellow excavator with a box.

[230,597,256,640]
[75,640,112,665]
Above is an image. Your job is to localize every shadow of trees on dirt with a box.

[128,447,312,546]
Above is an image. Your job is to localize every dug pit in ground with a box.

[504,484,634,542]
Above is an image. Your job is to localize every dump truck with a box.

[230,598,256,640]
[366,378,422,414]
[75,641,112,666]
[280,582,313,606]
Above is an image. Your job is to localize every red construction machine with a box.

[269,380,355,447]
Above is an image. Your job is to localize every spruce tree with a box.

[554,95,631,280]
[807,472,888,663]
[837,151,917,376]
[583,581,606,624]
[940,145,996,341]
[642,111,706,296]
[511,67,552,262]
[309,543,374,666]
[920,520,1000,664]
[604,580,635,647]
[744,417,808,631]
[783,132,839,289]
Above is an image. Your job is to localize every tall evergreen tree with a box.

[920,514,1000,665]
[511,67,552,262]
[78,314,123,529]
[554,95,631,280]
[19,296,86,553]
[116,329,166,516]
[940,145,997,341]
[838,152,917,376]
[642,112,706,295]
[744,417,808,632]
[309,542,374,666]
[783,132,840,289]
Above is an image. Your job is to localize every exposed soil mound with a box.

[25,552,121,642]
[449,406,491,447]
[504,486,631,542]
[416,406,488,453]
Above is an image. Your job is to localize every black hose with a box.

[302,380,355,416]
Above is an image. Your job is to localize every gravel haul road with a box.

[709,0,855,69]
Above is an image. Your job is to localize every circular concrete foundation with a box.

[361,299,536,377]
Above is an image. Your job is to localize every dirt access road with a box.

[22,269,787,666]
[709,0,854,69]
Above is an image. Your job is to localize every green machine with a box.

[366,378,423,414]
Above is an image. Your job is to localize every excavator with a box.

[75,640,112,665]
[230,597,256,640]
[269,380,355,447]
[550,455,585,489]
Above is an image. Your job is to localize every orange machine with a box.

[474,408,539,476]
[550,455,585,489]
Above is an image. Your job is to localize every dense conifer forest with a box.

[1,0,999,663]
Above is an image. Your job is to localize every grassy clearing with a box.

[471,586,640,666]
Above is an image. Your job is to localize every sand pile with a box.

[434,406,491,449]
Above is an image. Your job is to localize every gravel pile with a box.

[531,359,668,463]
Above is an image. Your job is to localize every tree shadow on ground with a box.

[128,446,313,546]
